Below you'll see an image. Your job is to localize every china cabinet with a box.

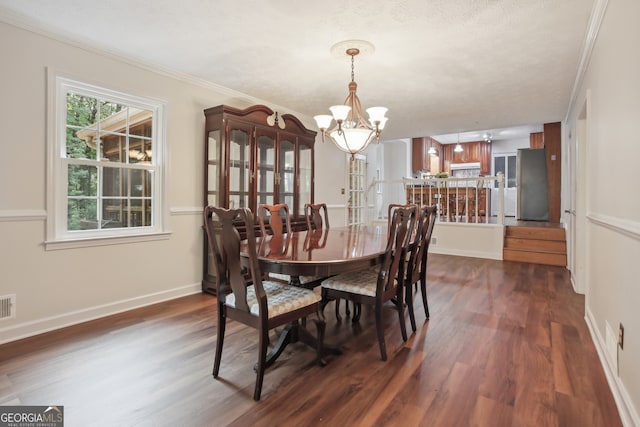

[202,104,316,294]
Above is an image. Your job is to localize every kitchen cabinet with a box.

[203,104,316,294]
[442,141,491,174]
[412,137,441,172]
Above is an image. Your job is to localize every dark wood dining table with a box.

[239,224,390,365]
[249,225,390,280]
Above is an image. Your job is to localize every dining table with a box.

[250,224,390,281]
[239,224,390,366]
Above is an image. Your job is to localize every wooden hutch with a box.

[202,104,317,294]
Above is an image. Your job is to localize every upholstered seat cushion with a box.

[321,266,380,297]
[269,273,323,285]
[225,280,321,318]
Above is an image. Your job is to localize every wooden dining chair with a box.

[320,205,417,361]
[258,203,291,238]
[304,203,329,231]
[403,205,438,332]
[258,203,294,283]
[204,205,325,401]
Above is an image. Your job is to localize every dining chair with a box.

[258,203,295,284]
[304,202,347,316]
[304,203,329,231]
[320,204,417,361]
[403,205,438,332]
[204,205,325,401]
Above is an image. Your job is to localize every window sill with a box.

[45,231,172,251]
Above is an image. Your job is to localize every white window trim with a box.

[45,68,169,250]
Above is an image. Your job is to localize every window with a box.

[347,154,366,225]
[46,72,167,249]
[493,154,516,188]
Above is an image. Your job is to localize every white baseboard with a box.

[585,307,639,427]
[0,282,202,345]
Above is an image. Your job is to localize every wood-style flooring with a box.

[0,254,621,426]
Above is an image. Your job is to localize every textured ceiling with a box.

[0,0,594,142]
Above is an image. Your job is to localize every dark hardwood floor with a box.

[0,254,621,426]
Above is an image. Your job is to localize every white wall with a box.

[564,0,640,424]
[0,21,326,343]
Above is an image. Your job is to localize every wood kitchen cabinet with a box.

[412,137,441,172]
[443,141,491,174]
[202,104,316,294]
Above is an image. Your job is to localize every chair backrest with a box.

[258,203,291,237]
[405,205,438,287]
[387,203,417,228]
[204,206,267,317]
[377,204,417,297]
[304,203,329,231]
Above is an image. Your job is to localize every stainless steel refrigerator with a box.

[516,148,549,221]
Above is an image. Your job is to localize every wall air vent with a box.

[0,294,16,320]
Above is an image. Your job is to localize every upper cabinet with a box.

[412,137,442,173]
[443,141,492,174]
[204,104,316,220]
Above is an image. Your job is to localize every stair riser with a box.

[505,227,565,241]
[504,238,566,253]
[503,249,567,267]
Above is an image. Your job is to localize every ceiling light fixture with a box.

[314,44,388,157]
[454,133,463,153]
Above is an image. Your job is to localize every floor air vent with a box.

[0,294,16,320]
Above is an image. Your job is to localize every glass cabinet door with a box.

[255,131,276,211]
[298,140,313,216]
[279,137,295,209]
[207,130,220,207]
[228,127,250,209]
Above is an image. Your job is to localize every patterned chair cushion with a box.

[321,266,380,297]
[225,280,321,318]
[269,273,322,285]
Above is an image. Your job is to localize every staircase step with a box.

[505,226,565,241]
[503,225,567,267]
[503,248,567,267]
[504,237,567,253]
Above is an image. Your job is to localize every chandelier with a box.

[314,46,388,157]
[454,132,463,153]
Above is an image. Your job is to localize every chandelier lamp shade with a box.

[314,46,388,157]
[454,133,464,153]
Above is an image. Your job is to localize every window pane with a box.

[67,164,97,197]
[507,155,517,188]
[103,199,125,227]
[129,137,152,164]
[130,169,151,197]
[129,199,152,227]
[494,156,505,188]
[68,199,97,231]
[129,108,153,137]
[99,100,126,121]
[67,93,98,127]
[66,127,97,159]
[101,131,125,162]
[103,167,126,197]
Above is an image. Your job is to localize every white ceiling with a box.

[0,0,594,142]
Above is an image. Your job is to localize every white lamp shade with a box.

[314,114,333,130]
[366,106,388,122]
[454,143,464,153]
[329,105,351,121]
[329,128,373,154]
[370,116,388,130]
[427,146,437,155]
